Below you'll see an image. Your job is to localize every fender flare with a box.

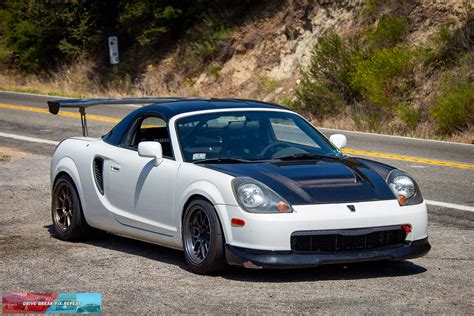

[52,157,87,216]
[177,180,231,244]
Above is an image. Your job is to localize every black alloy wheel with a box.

[182,198,227,274]
[51,174,91,241]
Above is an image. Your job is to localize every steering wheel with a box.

[259,141,292,158]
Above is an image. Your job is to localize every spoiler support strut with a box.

[79,107,88,137]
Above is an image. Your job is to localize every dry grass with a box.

[0,62,163,98]
[0,154,10,162]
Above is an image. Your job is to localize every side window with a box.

[269,118,320,148]
[131,116,173,158]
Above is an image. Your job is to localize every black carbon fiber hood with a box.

[202,157,397,205]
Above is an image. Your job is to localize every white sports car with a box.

[48,97,430,274]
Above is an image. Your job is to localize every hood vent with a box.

[271,160,317,167]
[93,157,104,195]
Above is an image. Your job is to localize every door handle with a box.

[110,164,120,172]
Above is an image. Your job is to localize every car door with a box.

[103,115,180,237]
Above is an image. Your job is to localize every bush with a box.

[430,73,474,134]
[292,16,411,119]
[361,0,380,17]
[180,19,232,74]
[397,104,421,129]
[426,18,473,66]
[256,72,277,94]
[366,16,407,49]
[291,33,361,117]
[351,46,415,109]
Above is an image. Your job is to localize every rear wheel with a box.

[182,198,227,274]
[51,174,91,241]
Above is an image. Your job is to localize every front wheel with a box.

[51,174,92,241]
[182,198,227,274]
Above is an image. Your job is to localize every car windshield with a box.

[176,111,342,163]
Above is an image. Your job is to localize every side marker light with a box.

[402,225,412,233]
[231,218,245,227]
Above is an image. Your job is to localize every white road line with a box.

[319,128,474,147]
[0,132,59,145]
[425,200,474,212]
[1,131,473,213]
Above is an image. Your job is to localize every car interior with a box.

[129,116,173,158]
[178,113,327,162]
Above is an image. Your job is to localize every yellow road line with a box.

[1,103,473,170]
[0,103,120,123]
[342,148,474,170]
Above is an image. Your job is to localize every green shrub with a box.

[426,19,473,66]
[430,73,474,134]
[180,18,232,74]
[292,33,361,117]
[256,72,277,94]
[397,104,421,129]
[207,63,221,77]
[361,0,380,17]
[366,16,407,49]
[351,46,415,109]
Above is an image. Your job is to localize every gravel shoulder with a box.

[0,149,473,314]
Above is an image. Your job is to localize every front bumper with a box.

[225,238,431,269]
[216,200,428,251]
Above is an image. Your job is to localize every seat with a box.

[138,127,172,157]
[220,121,260,158]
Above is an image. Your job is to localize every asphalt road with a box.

[0,91,473,313]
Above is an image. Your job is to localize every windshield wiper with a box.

[194,157,252,164]
[275,153,341,161]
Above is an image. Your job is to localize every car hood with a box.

[202,157,396,205]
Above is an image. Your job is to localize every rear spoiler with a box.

[47,98,183,137]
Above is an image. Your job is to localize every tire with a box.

[182,198,227,274]
[51,174,92,241]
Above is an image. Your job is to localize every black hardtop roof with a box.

[102,98,289,146]
[133,98,287,119]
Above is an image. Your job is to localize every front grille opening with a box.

[93,157,104,195]
[291,226,407,253]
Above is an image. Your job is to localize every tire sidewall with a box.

[182,198,225,274]
[51,175,86,241]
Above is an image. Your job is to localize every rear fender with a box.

[51,156,96,228]
[52,157,85,207]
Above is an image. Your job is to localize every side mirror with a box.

[329,134,347,149]
[138,141,163,166]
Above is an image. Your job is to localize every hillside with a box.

[0,0,472,142]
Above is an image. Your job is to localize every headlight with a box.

[237,183,265,208]
[386,170,423,206]
[232,177,293,213]
[389,176,415,198]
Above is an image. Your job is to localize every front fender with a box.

[175,179,235,248]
